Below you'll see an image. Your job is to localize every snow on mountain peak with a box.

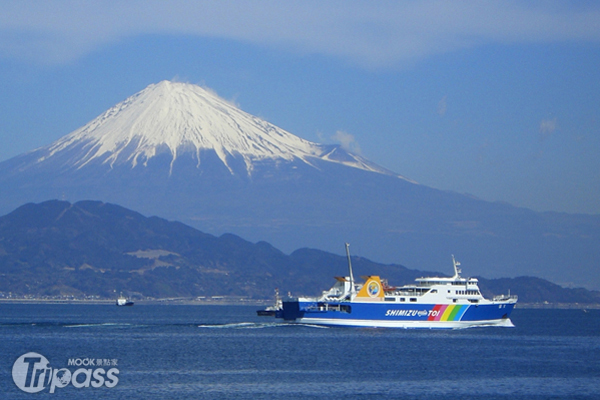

[35,80,408,179]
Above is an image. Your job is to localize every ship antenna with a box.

[452,255,462,278]
[345,243,356,294]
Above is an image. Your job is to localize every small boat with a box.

[277,243,517,328]
[256,289,282,316]
[116,293,134,306]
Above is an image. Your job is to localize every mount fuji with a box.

[16,81,399,178]
[1,81,599,289]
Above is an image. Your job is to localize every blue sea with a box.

[1,304,599,399]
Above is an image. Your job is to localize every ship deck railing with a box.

[493,294,519,301]
[386,288,431,296]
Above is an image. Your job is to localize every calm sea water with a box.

[1,304,599,399]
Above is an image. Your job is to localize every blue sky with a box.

[1,1,599,214]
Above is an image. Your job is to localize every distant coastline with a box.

[1,298,598,309]
[515,303,600,310]
[0,297,271,306]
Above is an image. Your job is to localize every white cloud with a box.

[332,130,361,154]
[1,1,600,68]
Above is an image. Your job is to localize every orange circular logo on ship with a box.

[367,281,380,298]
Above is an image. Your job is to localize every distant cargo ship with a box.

[116,293,134,306]
[278,244,517,328]
[256,289,282,316]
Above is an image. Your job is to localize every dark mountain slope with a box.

[0,200,293,297]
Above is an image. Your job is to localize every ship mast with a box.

[452,255,462,278]
[345,243,356,294]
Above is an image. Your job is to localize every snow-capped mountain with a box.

[27,80,403,178]
[0,81,599,290]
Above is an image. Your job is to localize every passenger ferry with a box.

[278,244,517,328]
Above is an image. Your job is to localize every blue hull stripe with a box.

[282,301,515,324]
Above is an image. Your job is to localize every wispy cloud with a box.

[1,1,600,68]
[438,95,448,117]
[539,118,558,141]
[332,130,361,154]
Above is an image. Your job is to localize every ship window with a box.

[410,298,417,302]
[453,299,457,303]
[431,289,437,294]
[385,297,395,302]
[400,298,405,302]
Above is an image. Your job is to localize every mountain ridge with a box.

[1,200,598,304]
